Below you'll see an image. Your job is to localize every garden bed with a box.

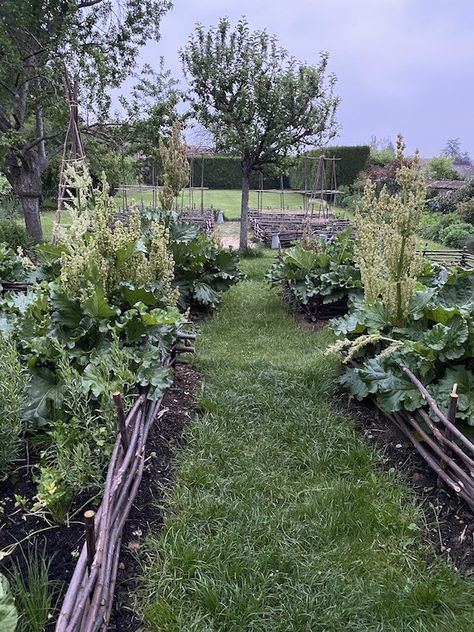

[349,396,474,572]
[0,364,199,631]
[109,363,199,631]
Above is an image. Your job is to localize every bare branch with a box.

[77,0,104,8]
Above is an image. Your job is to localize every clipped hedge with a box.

[289,145,371,190]
[188,156,288,190]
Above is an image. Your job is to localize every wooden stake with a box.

[439,383,459,485]
[84,510,96,572]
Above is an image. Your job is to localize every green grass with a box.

[40,210,73,241]
[138,255,474,631]
[116,189,307,221]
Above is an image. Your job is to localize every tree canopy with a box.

[0,0,172,242]
[442,138,471,166]
[181,17,339,249]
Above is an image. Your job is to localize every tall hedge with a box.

[188,156,288,190]
[288,145,370,190]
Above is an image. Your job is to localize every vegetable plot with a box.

[267,229,361,319]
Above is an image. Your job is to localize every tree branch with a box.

[44,143,65,167]
[77,0,105,8]
[0,105,12,132]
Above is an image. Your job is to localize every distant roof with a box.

[454,164,474,180]
[427,180,465,191]
[186,145,214,156]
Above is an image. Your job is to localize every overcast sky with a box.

[132,0,474,158]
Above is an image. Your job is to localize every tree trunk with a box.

[20,195,43,243]
[240,170,250,251]
[5,153,44,243]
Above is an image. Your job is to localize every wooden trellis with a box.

[53,71,89,243]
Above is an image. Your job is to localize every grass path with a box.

[139,254,474,631]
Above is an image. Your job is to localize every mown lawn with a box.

[38,195,450,252]
[40,209,72,240]
[115,188,307,220]
[138,254,474,631]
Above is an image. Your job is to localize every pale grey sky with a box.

[128,0,474,157]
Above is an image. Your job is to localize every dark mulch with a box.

[108,363,200,631]
[0,450,90,629]
[0,363,200,630]
[346,396,474,574]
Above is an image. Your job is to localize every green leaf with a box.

[376,375,425,412]
[331,311,366,336]
[421,315,469,361]
[82,288,118,320]
[363,302,391,332]
[339,368,369,399]
[138,363,173,400]
[409,288,436,320]
[121,285,158,308]
[431,367,474,424]
[358,358,393,393]
[23,367,65,424]
[438,272,474,312]
[193,282,220,306]
[0,574,18,632]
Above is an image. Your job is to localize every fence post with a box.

[84,510,96,571]
[438,383,458,487]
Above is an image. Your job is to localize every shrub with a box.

[419,213,473,247]
[368,148,395,167]
[458,198,474,225]
[428,155,459,181]
[438,223,473,248]
[0,173,20,218]
[363,156,414,195]
[338,186,362,212]
[425,193,457,214]
[0,220,31,252]
[455,178,474,203]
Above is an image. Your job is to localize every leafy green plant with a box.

[267,230,361,317]
[458,198,474,226]
[0,333,28,478]
[9,543,58,632]
[438,223,473,248]
[0,171,186,516]
[0,573,17,632]
[168,220,242,310]
[330,264,474,423]
[0,220,31,252]
[0,243,31,282]
[427,155,459,181]
[356,134,425,324]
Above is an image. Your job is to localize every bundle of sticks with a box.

[56,333,196,631]
[381,367,474,511]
